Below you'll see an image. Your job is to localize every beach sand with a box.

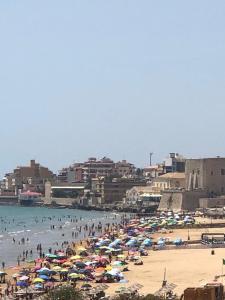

[2,219,225,297]
[106,247,225,296]
[106,221,225,297]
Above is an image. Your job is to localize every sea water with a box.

[0,205,124,267]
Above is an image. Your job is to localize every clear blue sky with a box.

[0,1,225,176]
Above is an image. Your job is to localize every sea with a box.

[0,205,127,267]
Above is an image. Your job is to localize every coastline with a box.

[1,214,225,298]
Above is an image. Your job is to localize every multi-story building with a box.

[152,172,185,193]
[57,167,76,184]
[125,186,161,207]
[164,153,185,173]
[92,177,146,205]
[58,157,136,183]
[2,160,55,195]
[114,160,135,177]
[143,164,164,179]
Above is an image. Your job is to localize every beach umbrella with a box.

[39,274,50,281]
[105,250,112,254]
[38,270,51,275]
[34,283,43,290]
[157,240,165,246]
[95,267,105,273]
[78,246,87,252]
[62,262,73,267]
[70,255,81,260]
[16,281,28,287]
[117,255,125,259]
[112,261,123,267]
[60,268,69,273]
[45,254,58,258]
[68,273,81,279]
[106,270,119,276]
[52,266,62,272]
[38,267,50,272]
[33,278,44,284]
[75,261,86,268]
[19,276,29,281]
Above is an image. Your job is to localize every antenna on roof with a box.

[149,152,153,166]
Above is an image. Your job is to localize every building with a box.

[164,153,185,173]
[114,160,135,177]
[44,182,88,206]
[183,283,224,300]
[92,177,146,205]
[58,157,136,183]
[143,164,164,179]
[57,167,76,184]
[2,160,55,195]
[159,157,225,212]
[125,186,161,207]
[152,172,185,193]
[186,157,225,197]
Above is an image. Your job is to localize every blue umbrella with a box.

[39,274,50,280]
[16,281,29,287]
[34,283,43,289]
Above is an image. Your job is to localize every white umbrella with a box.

[19,275,29,281]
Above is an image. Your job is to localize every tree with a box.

[43,286,84,300]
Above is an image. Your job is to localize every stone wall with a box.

[158,190,207,211]
[199,197,225,208]
[43,197,80,206]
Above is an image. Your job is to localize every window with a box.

[222,187,224,193]
[221,169,225,176]
[211,171,213,176]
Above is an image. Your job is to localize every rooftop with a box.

[158,172,185,179]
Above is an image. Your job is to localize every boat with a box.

[19,191,42,206]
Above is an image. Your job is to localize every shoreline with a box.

[1,214,225,298]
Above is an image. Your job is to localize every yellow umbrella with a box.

[105,265,112,271]
[62,262,73,267]
[60,268,69,273]
[117,255,125,259]
[68,273,80,278]
[52,266,62,272]
[33,278,44,283]
[77,247,86,252]
[70,255,81,260]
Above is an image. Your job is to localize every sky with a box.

[0,1,225,176]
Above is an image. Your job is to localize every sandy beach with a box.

[106,247,225,296]
[2,215,225,298]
